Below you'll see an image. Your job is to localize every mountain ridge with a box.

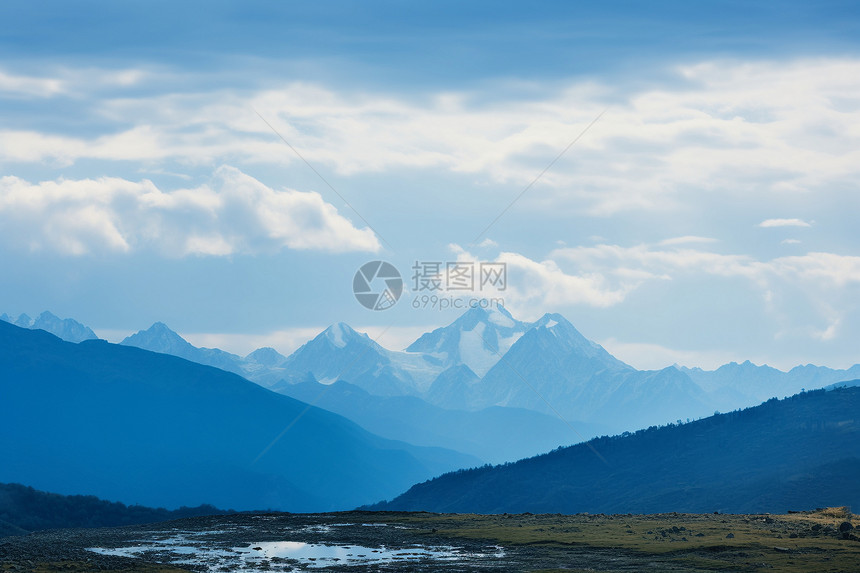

[0,311,98,343]
[370,386,860,514]
[16,308,860,462]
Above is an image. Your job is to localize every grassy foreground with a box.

[390,506,859,572]
[1,507,857,572]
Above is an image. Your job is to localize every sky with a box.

[1,0,859,370]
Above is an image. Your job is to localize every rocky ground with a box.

[0,508,857,572]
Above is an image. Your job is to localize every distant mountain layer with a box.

[0,482,229,536]
[35,308,860,464]
[281,307,860,435]
[281,308,714,433]
[0,311,97,343]
[275,379,612,464]
[681,361,860,406]
[371,386,860,514]
[120,322,289,386]
[0,321,477,512]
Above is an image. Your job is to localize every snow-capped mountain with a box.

[458,312,633,411]
[0,311,98,343]
[18,307,860,445]
[281,323,442,396]
[410,311,715,430]
[276,307,715,431]
[407,306,531,377]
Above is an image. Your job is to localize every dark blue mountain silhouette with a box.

[0,482,231,535]
[0,321,476,512]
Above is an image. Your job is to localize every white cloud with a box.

[659,235,718,246]
[0,166,380,256]
[499,251,633,311]
[436,241,860,342]
[552,243,860,288]
[770,252,860,287]
[0,70,65,97]
[0,66,155,100]
[5,57,860,216]
[759,218,812,228]
[811,317,841,342]
[781,238,802,245]
[443,244,636,315]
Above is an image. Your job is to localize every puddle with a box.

[89,535,504,571]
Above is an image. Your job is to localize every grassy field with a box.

[389,506,859,572]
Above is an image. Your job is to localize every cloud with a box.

[5,57,860,215]
[659,235,718,246]
[811,317,841,342]
[0,166,381,256]
[499,251,633,311]
[0,70,65,97]
[770,252,860,287]
[759,218,811,228]
[436,241,860,341]
[781,238,802,245]
[443,244,636,315]
[552,243,860,288]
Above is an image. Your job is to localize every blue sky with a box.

[1,0,859,369]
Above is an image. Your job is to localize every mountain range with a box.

[4,306,859,515]
[13,307,860,465]
[0,320,476,512]
[371,385,860,514]
[1,311,98,343]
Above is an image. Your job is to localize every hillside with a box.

[0,321,477,512]
[371,387,860,514]
[0,483,230,536]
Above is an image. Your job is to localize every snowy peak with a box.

[122,322,194,355]
[451,305,518,330]
[321,322,366,349]
[1,311,98,343]
[407,305,529,378]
